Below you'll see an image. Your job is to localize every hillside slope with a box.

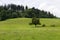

[0,18,60,40]
[0,18,60,29]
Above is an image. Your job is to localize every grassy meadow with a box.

[0,18,60,40]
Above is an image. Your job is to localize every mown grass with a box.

[0,18,60,40]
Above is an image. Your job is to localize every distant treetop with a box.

[0,4,56,21]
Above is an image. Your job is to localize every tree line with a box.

[0,4,56,21]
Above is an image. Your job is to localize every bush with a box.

[32,17,41,25]
[42,24,46,27]
[29,23,33,25]
[51,25,55,27]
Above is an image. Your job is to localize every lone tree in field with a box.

[30,13,41,27]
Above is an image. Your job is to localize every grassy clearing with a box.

[0,28,60,40]
[0,18,60,40]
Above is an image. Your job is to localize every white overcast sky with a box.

[0,0,60,17]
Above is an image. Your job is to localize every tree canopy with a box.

[0,4,56,21]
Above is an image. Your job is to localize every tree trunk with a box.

[35,24,36,27]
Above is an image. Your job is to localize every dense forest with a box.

[0,4,56,21]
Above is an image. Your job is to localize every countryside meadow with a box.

[0,18,60,40]
[0,0,60,40]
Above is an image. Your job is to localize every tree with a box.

[17,5,21,10]
[25,6,28,10]
[0,4,56,21]
[31,13,41,27]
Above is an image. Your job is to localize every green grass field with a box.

[0,18,60,40]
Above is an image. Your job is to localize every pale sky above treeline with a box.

[0,0,60,17]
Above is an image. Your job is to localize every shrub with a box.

[51,25,55,27]
[32,17,40,25]
[30,16,41,27]
[42,24,46,27]
[29,23,33,25]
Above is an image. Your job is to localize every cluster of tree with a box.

[0,4,56,21]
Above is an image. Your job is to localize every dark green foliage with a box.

[42,24,46,27]
[25,6,28,10]
[0,4,56,21]
[29,13,41,27]
[31,14,41,27]
[51,25,55,27]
